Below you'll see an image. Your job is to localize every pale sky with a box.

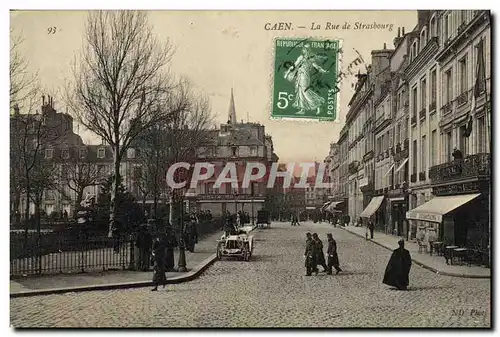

[10,10,417,163]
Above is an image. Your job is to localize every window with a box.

[420,28,427,50]
[430,69,437,104]
[97,148,105,159]
[61,148,70,159]
[412,140,418,174]
[421,135,427,172]
[412,86,418,117]
[98,164,107,176]
[445,69,453,103]
[44,190,55,200]
[431,130,437,166]
[421,77,427,109]
[446,131,453,161]
[395,123,401,144]
[430,16,437,37]
[45,148,53,159]
[477,117,485,153]
[459,125,468,156]
[79,148,87,158]
[231,146,238,157]
[459,57,468,95]
[127,148,136,159]
[250,146,258,156]
[444,14,450,41]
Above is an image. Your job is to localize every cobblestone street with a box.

[10,221,491,328]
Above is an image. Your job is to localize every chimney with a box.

[42,95,45,106]
[393,27,403,48]
[383,43,387,49]
[402,27,405,35]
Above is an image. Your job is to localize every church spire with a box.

[228,88,237,125]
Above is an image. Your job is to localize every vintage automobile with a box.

[256,210,271,228]
[216,229,254,261]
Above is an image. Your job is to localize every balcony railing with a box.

[419,172,426,181]
[411,115,417,125]
[429,153,491,184]
[410,173,417,183]
[419,108,426,120]
[457,91,469,106]
[348,161,360,174]
[441,102,452,116]
[429,101,437,113]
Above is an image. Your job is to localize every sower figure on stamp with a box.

[383,239,412,291]
[284,44,329,115]
[312,233,328,273]
[151,227,168,291]
[304,232,318,276]
[326,233,343,275]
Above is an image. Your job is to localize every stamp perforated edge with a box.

[266,36,344,124]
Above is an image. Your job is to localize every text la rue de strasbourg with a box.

[264,21,394,32]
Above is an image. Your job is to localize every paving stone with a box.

[10,221,491,328]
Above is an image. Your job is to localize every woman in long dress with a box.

[284,44,329,115]
[151,228,168,291]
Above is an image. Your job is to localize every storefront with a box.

[405,193,485,248]
[359,195,385,230]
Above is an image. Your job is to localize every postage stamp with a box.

[271,37,341,121]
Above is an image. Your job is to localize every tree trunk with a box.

[24,174,30,243]
[109,144,121,238]
[76,188,85,209]
[34,196,42,275]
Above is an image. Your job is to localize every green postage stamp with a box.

[271,38,341,121]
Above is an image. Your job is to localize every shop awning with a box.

[395,158,409,172]
[384,163,395,177]
[326,201,343,212]
[359,196,385,218]
[406,193,481,223]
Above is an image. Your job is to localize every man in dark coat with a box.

[164,223,177,272]
[368,220,375,239]
[383,239,412,290]
[136,224,152,271]
[151,228,168,291]
[304,232,317,276]
[184,217,198,252]
[326,233,342,275]
[312,233,328,273]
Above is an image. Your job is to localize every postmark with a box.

[271,37,341,121]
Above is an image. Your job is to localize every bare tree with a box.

[11,94,67,239]
[68,11,190,237]
[10,29,37,109]
[164,88,213,224]
[135,83,213,222]
[57,150,106,209]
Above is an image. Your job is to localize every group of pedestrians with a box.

[304,232,342,276]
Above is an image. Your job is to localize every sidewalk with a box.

[10,229,224,297]
[10,224,258,297]
[341,226,490,278]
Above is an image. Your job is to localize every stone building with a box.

[406,10,491,256]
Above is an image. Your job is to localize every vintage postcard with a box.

[9,10,491,329]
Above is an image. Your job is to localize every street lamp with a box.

[251,182,255,226]
[176,188,187,272]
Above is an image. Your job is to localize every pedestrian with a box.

[326,233,343,275]
[304,232,318,276]
[164,223,177,272]
[383,238,412,291]
[312,233,328,273]
[368,220,375,239]
[136,224,152,271]
[151,227,168,291]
